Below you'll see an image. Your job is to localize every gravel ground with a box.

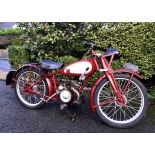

[0,80,155,133]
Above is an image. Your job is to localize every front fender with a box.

[90,74,106,112]
[89,69,143,112]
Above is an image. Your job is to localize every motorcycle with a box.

[6,42,148,128]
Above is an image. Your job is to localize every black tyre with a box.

[93,74,148,128]
[14,67,49,109]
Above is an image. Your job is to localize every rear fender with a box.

[6,64,53,96]
[6,64,39,87]
[113,69,143,79]
[6,70,16,85]
[89,69,143,112]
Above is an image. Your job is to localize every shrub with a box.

[89,23,155,78]
[148,86,155,99]
[56,55,78,65]
[15,22,102,62]
[8,45,30,68]
[8,22,155,80]
[9,22,102,68]
[8,38,30,68]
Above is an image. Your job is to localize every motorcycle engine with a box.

[57,79,81,104]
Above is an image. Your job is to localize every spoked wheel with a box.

[94,74,148,128]
[15,68,49,109]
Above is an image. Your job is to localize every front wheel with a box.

[93,74,148,128]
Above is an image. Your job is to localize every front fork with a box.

[105,71,130,107]
[101,57,129,107]
[105,71,126,107]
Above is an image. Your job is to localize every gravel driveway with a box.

[0,80,155,133]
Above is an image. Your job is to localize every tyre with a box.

[93,74,148,128]
[14,67,49,109]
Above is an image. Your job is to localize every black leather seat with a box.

[40,60,64,69]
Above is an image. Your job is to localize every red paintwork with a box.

[46,78,53,96]
[89,68,143,112]
[8,48,144,113]
[11,64,53,97]
[89,74,106,112]
[113,69,143,79]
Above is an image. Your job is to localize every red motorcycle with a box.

[6,42,148,128]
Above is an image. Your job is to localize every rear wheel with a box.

[93,74,148,128]
[15,68,49,109]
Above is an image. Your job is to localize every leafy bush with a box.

[148,86,155,99]
[15,22,101,62]
[8,45,30,68]
[56,55,78,65]
[8,22,102,68]
[8,39,30,68]
[89,23,155,78]
[8,22,155,81]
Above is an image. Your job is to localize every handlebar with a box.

[86,48,119,57]
[83,41,106,51]
[83,41,119,57]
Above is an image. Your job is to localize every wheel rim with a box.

[97,78,144,124]
[16,71,46,107]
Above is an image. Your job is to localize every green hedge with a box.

[88,23,155,78]
[8,22,155,80]
[8,45,30,68]
[8,22,101,66]
[0,28,22,36]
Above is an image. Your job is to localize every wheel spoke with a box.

[97,77,144,124]
[109,107,121,120]
[127,94,141,103]
[17,70,46,106]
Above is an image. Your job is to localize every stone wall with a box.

[0,49,8,59]
[0,49,9,80]
[0,35,16,47]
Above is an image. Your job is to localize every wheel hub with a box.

[23,85,33,94]
[115,95,127,107]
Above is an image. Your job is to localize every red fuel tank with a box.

[60,59,97,76]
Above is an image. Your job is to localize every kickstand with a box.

[60,104,77,122]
